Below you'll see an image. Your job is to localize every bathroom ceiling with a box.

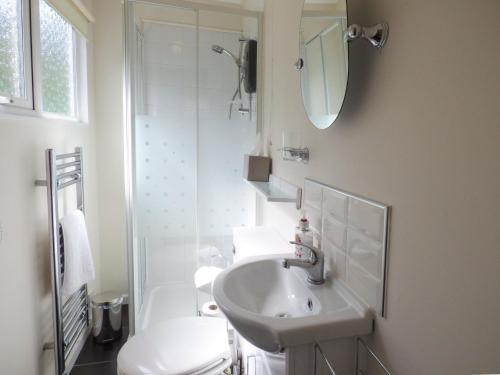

[304,0,341,3]
[193,0,264,11]
[213,0,341,3]
[184,0,341,12]
[213,0,341,5]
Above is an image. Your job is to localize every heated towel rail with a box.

[36,148,90,375]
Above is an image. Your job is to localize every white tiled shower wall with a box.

[303,180,389,315]
[136,22,257,288]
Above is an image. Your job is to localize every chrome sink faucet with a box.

[283,241,325,285]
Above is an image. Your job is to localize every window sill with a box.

[0,106,88,126]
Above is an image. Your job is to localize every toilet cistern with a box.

[282,241,325,285]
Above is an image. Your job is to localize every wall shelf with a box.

[245,174,302,209]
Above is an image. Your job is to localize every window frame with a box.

[0,0,34,109]
[33,0,87,121]
[0,0,88,123]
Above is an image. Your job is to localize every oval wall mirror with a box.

[299,0,348,129]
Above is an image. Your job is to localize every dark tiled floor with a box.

[71,306,129,375]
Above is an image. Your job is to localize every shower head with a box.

[211,44,240,66]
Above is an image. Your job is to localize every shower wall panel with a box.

[197,26,257,264]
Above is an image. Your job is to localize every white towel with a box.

[60,210,95,296]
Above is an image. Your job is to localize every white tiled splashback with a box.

[303,179,390,316]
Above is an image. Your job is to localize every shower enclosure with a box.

[124,0,261,334]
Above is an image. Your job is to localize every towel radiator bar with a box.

[36,147,90,375]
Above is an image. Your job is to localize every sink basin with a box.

[213,255,373,352]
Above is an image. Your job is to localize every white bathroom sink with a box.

[213,255,373,352]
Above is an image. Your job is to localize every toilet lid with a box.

[118,317,231,375]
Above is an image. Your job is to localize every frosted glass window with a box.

[40,0,76,116]
[0,0,27,100]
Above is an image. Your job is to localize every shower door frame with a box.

[123,0,263,336]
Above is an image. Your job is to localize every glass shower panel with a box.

[133,4,198,328]
[129,2,260,332]
[196,11,258,273]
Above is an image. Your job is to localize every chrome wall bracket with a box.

[43,342,55,351]
[346,22,389,48]
[281,147,309,164]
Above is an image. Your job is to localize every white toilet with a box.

[117,317,231,375]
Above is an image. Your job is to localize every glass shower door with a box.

[134,4,199,329]
[127,1,260,333]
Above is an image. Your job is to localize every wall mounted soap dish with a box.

[280,147,309,164]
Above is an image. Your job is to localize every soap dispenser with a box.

[294,211,313,258]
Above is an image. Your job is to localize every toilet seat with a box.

[117,317,231,375]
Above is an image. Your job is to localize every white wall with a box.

[0,1,131,373]
[0,2,101,374]
[261,0,500,373]
[93,0,129,295]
